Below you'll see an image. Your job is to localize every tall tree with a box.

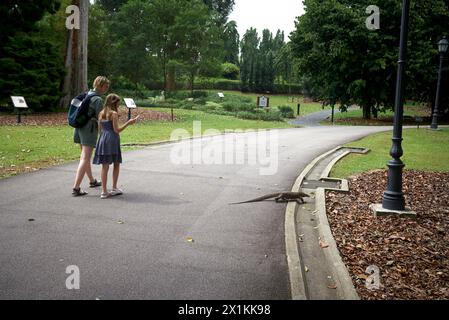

[290,0,449,118]
[61,0,89,108]
[202,0,235,26]
[290,0,399,118]
[88,2,110,81]
[108,0,155,89]
[172,0,223,92]
[223,20,240,65]
[259,29,275,92]
[240,28,259,92]
[274,43,294,88]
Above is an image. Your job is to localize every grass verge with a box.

[330,128,449,178]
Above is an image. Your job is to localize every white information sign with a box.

[217,92,225,98]
[11,96,28,108]
[123,98,137,109]
[258,96,268,108]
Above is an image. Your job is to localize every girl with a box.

[93,94,139,199]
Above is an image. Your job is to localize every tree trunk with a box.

[166,67,176,92]
[362,104,371,119]
[372,104,378,119]
[190,71,195,95]
[60,0,89,108]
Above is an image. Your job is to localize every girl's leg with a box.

[73,145,94,189]
[101,164,110,194]
[112,162,120,190]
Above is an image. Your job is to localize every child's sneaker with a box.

[110,188,123,196]
[100,192,111,199]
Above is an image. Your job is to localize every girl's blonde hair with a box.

[99,94,120,121]
[93,76,110,90]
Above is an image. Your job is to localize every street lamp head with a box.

[438,37,448,54]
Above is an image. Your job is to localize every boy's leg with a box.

[73,145,93,189]
[112,162,120,190]
[85,146,101,186]
[86,156,95,183]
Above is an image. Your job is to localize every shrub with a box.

[221,63,240,80]
[278,105,295,118]
[194,97,207,105]
[273,83,302,94]
[260,111,283,121]
[165,91,190,100]
[193,78,241,91]
[202,101,222,111]
[236,111,261,120]
[191,90,208,98]
[239,103,256,112]
[222,102,237,112]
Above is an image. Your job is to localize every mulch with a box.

[326,170,449,300]
[0,106,176,126]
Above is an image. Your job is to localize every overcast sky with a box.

[229,0,305,40]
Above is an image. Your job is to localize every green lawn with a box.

[331,128,449,178]
[0,108,293,178]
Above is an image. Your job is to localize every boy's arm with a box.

[91,96,103,119]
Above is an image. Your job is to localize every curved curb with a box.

[285,146,368,300]
[285,145,342,300]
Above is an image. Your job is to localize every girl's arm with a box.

[112,112,137,134]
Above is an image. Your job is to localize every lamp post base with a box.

[370,203,416,218]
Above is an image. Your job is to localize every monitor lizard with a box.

[229,191,310,205]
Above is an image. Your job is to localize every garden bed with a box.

[0,107,176,126]
[326,170,449,299]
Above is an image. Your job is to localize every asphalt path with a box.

[0,124,392,299]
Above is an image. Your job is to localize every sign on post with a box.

[11,96,28,123]
[123,98,137,120]
[123,98,137,109]
[11,96,28,109]
[217,92,225,99]
[257,95,269,108]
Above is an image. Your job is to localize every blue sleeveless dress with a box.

[93,120,122,164]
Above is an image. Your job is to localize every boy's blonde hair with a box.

[99,93,120,121]
[93,76,110,90]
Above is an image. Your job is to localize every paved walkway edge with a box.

[121,127,291,147]
[285,146,341,299]
[285,145,367,300]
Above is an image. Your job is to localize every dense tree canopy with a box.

[0,0,65,111]
[290,0,449,118]
[203,0,235,26]
[240,28,292,93]
[97,0,223,92]
[0,0,61,44]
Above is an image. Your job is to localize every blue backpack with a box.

[67,91,99,128]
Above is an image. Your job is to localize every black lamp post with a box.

[381,0,410,211]
[430,37,449,130]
